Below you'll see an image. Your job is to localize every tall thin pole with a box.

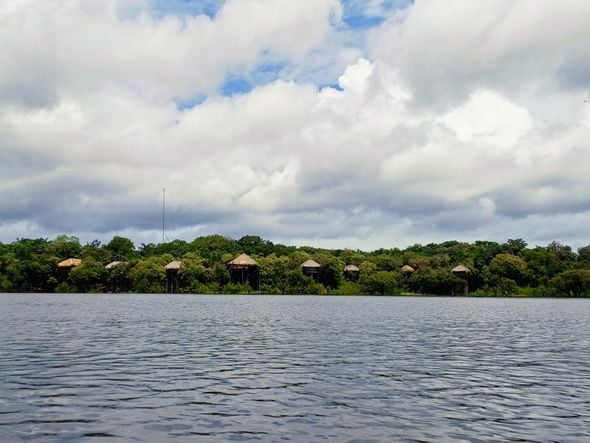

[162,188,165,244]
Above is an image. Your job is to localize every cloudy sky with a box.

[1,0,589,249]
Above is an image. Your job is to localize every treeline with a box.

[1,235,590,296]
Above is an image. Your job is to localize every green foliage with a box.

[223,283,254,294]
[69,259,108,293]
[105,236,136,260]
[316,253,343,290]
[285,270,318,294]
[211,263,231,290]
[488,253,529,286]
[129,257,167,293]
[178,253,212,293]
[337,281,363,295]
[48,235,82,259]
[360,271,400,295]
[257,254,290,292]
[408,268,464,295]
[80,239,110,262]
[237,235,274,256]
[189,235,240,261]
[549,270,590,297]
[1,234,588,296]
[578,245,590,262]
[107,262,133,293]
[481,276,519,296]
[503,238,528,256]
[55,282,73,293]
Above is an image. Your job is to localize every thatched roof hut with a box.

[57,258,82,269]
[228,254,257,268]
[343,264,360,282]
[401,265,415,274]
[228,254,259,289]
[301,259,321,269]
[301,259,321,280]
[451,264,471,275]
[165,261,182,293]
[165,261,182,270]
[105,261,124,270]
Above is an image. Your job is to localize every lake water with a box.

[0,295,589,442]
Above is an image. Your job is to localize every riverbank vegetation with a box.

[1,235,589,296]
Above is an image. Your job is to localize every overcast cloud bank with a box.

[1,0,589,249]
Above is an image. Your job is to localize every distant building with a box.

[105,261,124,270]
[228,254,259,290]
[301,259,321,281]
[451,264,471,277]
[57,258,82,269]
[165,261,182,293]
[57,258,82,280]
[401,265,415,275]
[451,264,471,295]
[343,264,360,281]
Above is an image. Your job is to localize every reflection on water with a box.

[1,295,589,441]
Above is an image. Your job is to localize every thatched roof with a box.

[344,264,360,272]
[57,258,82,268]
[401,265,415,273]
[228,254,257,266]
[105,261,124,270]
[165,261,182,270]
[451,264,471,274]
[301,259,321,268]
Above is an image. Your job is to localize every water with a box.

[0,295,589,442]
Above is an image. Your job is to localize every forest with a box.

[1,234,590,297]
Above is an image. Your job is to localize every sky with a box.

[1,0,589,250]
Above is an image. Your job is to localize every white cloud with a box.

[0,0,341,104]
[1,0,590,249]
[439,90,533,149]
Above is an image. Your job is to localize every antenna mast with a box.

[162,188,166,243]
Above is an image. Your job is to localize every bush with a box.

[223,283,254,294]
[408,268,463,295]
[549,270,590,297]
[360,271,400,295]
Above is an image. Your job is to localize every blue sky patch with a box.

[344,15,385,29]
[319,83,344,92]
[176,94,208,110]
[149,0,224,18]
[221,77,253,96]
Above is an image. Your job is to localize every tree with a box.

[48,235,82,258]
[547,241,576,263]
[211,263,231,291]
[129,256,168,293]
[549,270,590,297]
[285,270,325,294]
[503,238,528,256]
[258,254,290,293]
[578,245,590,262]
[408,268,464,295]
[237,235,273,256]
[178,253,213,293]
[69,259,108,293]
[360,271,400,295]
[105,236,136,260]
[11,238,50,260]
[189,235,240,262]
[107,262,133,293]
[315,253,343,290]
[488,253,529,286]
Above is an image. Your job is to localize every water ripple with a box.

[1,295,589,441]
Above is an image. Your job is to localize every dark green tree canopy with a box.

[1,235,588,296]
